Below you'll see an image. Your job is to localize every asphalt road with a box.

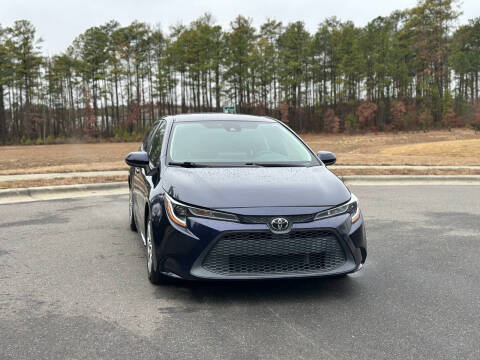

[0,186,479,360]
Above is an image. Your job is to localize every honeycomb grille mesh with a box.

[202,230,346,276]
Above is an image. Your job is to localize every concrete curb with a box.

[1,175,480,204]
[0,182,128,204]
[0,170,128,182]
[341,175,480,185]
[331,165,480,169]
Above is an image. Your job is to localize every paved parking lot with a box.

[0,185,479,359]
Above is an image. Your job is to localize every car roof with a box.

[167,113,277,123]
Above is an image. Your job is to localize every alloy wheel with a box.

[147,221,153,273]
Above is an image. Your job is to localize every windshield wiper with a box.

[168,161,210,168]
[169,161,309,168]
[243,162,308,167]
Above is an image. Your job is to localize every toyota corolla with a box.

[126,113,367,284]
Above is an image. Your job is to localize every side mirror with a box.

[125,151,149,168]
[317,151,336,166]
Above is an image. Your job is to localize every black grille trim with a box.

[201,230,346,276]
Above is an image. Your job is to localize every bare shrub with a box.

[355,101,377,130]
[279,103,289,123]
[324,108,340,134]
[391,100,408,130]
[83,90,99,138]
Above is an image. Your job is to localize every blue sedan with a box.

[126,113,366,284]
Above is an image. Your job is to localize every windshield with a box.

[167,120,318,166]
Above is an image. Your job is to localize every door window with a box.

[148,120,166,167]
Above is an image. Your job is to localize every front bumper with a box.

[153,210,367,281]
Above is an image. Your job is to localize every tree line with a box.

[0,0,479,145]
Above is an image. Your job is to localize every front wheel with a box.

[146,213,173,285]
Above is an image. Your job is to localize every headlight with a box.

[314,193,360,223]
[164,194,239,227]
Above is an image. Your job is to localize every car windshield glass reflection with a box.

[168,120,317,166]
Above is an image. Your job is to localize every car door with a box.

[137,120,166,237]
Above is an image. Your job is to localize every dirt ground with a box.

[303,129,480,166]
[0,142,139,175]
[0,129,479,178]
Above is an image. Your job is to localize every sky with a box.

[2,0,479,54]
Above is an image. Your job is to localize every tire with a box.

[146,212,173,285]
[129,186,137,232]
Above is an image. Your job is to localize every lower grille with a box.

[202,230,346,276]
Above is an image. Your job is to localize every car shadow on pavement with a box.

[154,275,364,305]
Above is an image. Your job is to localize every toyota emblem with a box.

[270,217,289,233]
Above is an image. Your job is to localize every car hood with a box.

[161,166,350,209]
